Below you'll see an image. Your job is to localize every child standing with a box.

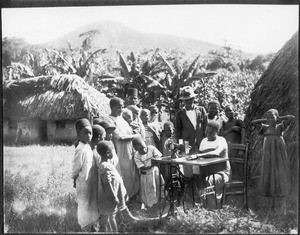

[90,124,106,163]
[71,118,99,231]
[97,141,139,232]
[132,135,163,209]
[140,108,162,151]
[98,120,120,173]
[252,109,294,212]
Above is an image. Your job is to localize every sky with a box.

[1,4,299,54]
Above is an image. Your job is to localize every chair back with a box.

[227,143,249,182]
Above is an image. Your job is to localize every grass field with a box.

[3,145,298,233]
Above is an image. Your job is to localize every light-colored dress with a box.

[71,142,99,228]
[134,146,163,207]
[259,123,290,197]
[98,161,128,215]
[109,115,140,198]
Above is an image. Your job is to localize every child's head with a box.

[126,88,139,106]
[205,120,220,141]
[93,117,101,125]
[75,118,92,144]
[208,100,220,117]
[140,109,150,124]
[98,120,116,141]
[163,121,174,138]
[149,105,159,121]
[97,140,114,161]
[110,97,124,117]
[127,105,140,120]
[122,109,133,124]
[132,135,147,154]
[266,109,279,125]
[224,105,234,119]
[91,125,106,147]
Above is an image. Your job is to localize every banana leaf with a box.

[158,53,175,76]
[50,49,77,74]
[136,74,166,90]
[186,55,201,77]
[117,51,130,78]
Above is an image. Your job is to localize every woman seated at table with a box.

[193,120,231,208]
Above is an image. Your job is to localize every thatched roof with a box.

[3,74,110,121]
[244,31,298,182]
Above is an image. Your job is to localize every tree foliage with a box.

[2,36,272,120]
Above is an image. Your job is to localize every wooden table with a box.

[152,155,228,217]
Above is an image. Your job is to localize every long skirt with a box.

[259,135,290,197]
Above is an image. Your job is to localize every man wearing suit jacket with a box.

[175,86,208,154]
[175,86,208,207]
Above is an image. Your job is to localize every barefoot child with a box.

[97,141,139,232]
[132,135,164,209]
[71,118,99,231]
[252,109,295,212]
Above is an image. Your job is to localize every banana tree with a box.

[96,49,172,104]
[104,49,216,120]
[148,53,217,121]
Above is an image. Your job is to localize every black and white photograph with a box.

[2,3,298,233]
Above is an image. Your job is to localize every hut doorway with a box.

[38,119,48,144]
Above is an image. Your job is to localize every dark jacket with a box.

[175,106,208,153]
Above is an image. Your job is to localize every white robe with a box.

[71,142,99,228]
[109,115,140,198]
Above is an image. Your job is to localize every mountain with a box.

[40,21,255,58]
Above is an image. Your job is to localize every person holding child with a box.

[71,118,99,231]
[97,140,139,232]
[127,104,146,140]
[122,108,141,135]
[132,135,163,209]
[251,109,294,213]
[108,97,140,199]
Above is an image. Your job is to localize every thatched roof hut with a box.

[3,74,110,121]
[244,31,298,186]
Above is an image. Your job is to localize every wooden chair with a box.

[221,143,249,209]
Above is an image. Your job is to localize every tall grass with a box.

[4,145,81,233]
[4,145,298,233]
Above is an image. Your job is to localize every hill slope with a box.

[40,21,235,57]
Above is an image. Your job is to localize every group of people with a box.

[71,86,295,232]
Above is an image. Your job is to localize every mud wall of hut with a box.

[3,118,39,144]
[47,120,77,144]
[3,118,77,145]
